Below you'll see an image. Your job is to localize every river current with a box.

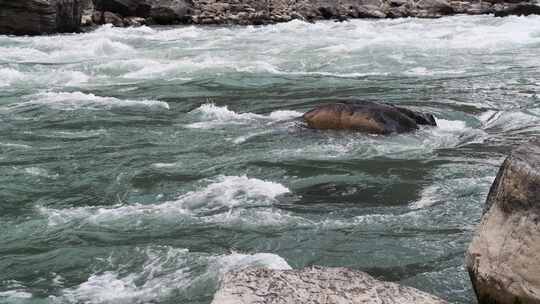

[1,15,540,304]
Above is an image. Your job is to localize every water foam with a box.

[13,91,169,111]
[60,247,192,304]
[24,167,58,179]
[0,290,32,299]
[0,68,26,87]
[273,117,484,160]
[410,163,497,210]
[2,15,540,85]
[0,142,32,149]
[57,246,289,304]
[479,109,540,135]
[40,176,290,226]
[211,252,292,274]
[186,104,302,129]
[0,68,90,89]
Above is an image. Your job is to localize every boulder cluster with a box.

[2,0,540,35]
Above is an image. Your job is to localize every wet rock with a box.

[81,13,94,26]
[150,0,193,24]
[212,266,448,304]
[493,2,540,16]
[414,0,455,16]
[387,5,410,17]
[459,1,494,15]
[91,10,103,24]
[465,141,540,304]
[302,102,437,134]
[80,0,95,26]
[103,11,125,26]
[0,0,82,35]
[94,0,151,17]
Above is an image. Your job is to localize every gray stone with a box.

[103,11,124,26]
[493,2,540,16]
[212,266,448,304]
[150,0,193,24]
[0,0,82,35]
[466,141,540,304]
[94,0,151,17]
[415,0,455,15]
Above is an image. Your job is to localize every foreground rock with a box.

[212,266,448,304]
[465,141,540,304]
[0,0,82,35]
[94,0,151,17]
[303,102,436,134]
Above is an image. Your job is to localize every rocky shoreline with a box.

[2,0,540,35]
[83,0,540,27]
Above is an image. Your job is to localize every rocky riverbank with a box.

[84,0,540,27]
[0,0,82,35]
[2,0,540,35]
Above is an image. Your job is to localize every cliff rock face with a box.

[212,266,448,304]
[465,141,540,304]
[0,0,81,35]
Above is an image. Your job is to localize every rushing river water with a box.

[1,14,540,304]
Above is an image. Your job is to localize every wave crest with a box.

[11,91,169,111]
[186,103,301,129]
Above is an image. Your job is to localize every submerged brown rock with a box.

[465,140,540,304]
[212,266,448,304]
[302,102,436,134]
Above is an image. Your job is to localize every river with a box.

[1,15,540,304]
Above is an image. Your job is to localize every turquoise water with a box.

[1,15,540,303]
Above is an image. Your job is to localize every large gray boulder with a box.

[302,102,437,135]
[0,0,82,35]
[212,266,448,304]
[465,141,540,304]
